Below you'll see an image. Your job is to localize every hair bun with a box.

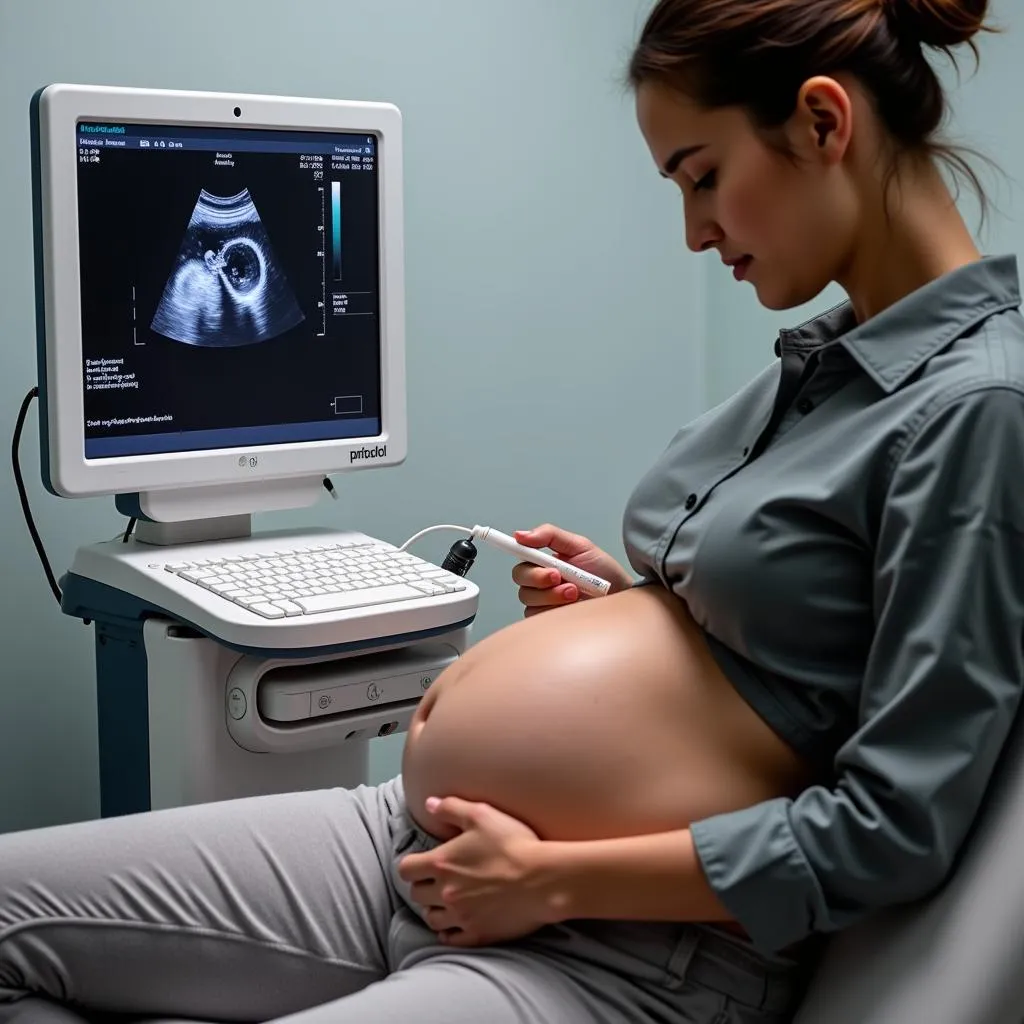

[887,0,990,49]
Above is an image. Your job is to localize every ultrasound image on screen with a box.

[151,188,305,347]
[76,121,384,459]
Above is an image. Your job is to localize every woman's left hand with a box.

[397,796,555,947]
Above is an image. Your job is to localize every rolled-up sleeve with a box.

[689,386,1024,954]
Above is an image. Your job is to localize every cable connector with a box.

[440,538,477,577]
[398,523,478,578]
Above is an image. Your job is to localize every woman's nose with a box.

[684,200,723,254]
[685,218,723,254]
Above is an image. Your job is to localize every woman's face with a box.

[635,80,857,311]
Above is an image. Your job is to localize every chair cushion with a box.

[793,704,1024,1022]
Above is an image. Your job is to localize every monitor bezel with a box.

[33,83,406,499]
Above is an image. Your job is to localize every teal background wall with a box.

[0,0,702,831]
[0,0,1017,833]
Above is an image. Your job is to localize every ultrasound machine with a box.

[26,83,480,817]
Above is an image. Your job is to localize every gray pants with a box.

[0,777,813,1023]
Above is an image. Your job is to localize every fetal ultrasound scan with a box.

[151,188,305,347]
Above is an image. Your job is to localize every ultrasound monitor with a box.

[31,84,406,523]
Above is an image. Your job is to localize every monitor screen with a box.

[75,121,382,459]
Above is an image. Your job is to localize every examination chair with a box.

[791,693,1024,1024]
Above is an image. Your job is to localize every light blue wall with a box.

[0,0,703,831]
[703,0,1023,405]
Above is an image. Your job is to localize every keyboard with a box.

[158,539,467,619]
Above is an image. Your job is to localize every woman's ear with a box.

[790,75,854,166]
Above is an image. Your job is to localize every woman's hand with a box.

[512,523,634,616]
[397,797,556,947]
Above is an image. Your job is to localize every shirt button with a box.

[796,397,814,415]
[685,493,698,510]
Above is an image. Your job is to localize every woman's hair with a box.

[628,0,996,214]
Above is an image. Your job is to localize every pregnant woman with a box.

[4,1,1024,1022]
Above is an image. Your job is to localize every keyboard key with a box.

[410,581,446,596]
[198,576,233,589]
[250,602,286,618]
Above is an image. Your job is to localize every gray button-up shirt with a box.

[622,255,1024,954]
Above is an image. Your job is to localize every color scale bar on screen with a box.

[332,181,342,281]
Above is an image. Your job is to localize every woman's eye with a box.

[693,169,717,191]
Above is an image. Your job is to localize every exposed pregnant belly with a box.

[402,584,814,845]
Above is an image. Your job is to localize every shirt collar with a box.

[774,255,1022,393]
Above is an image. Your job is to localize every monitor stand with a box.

[134,515,252,546]
[118,475,327,546]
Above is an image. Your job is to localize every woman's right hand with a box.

[511,523,633,617]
